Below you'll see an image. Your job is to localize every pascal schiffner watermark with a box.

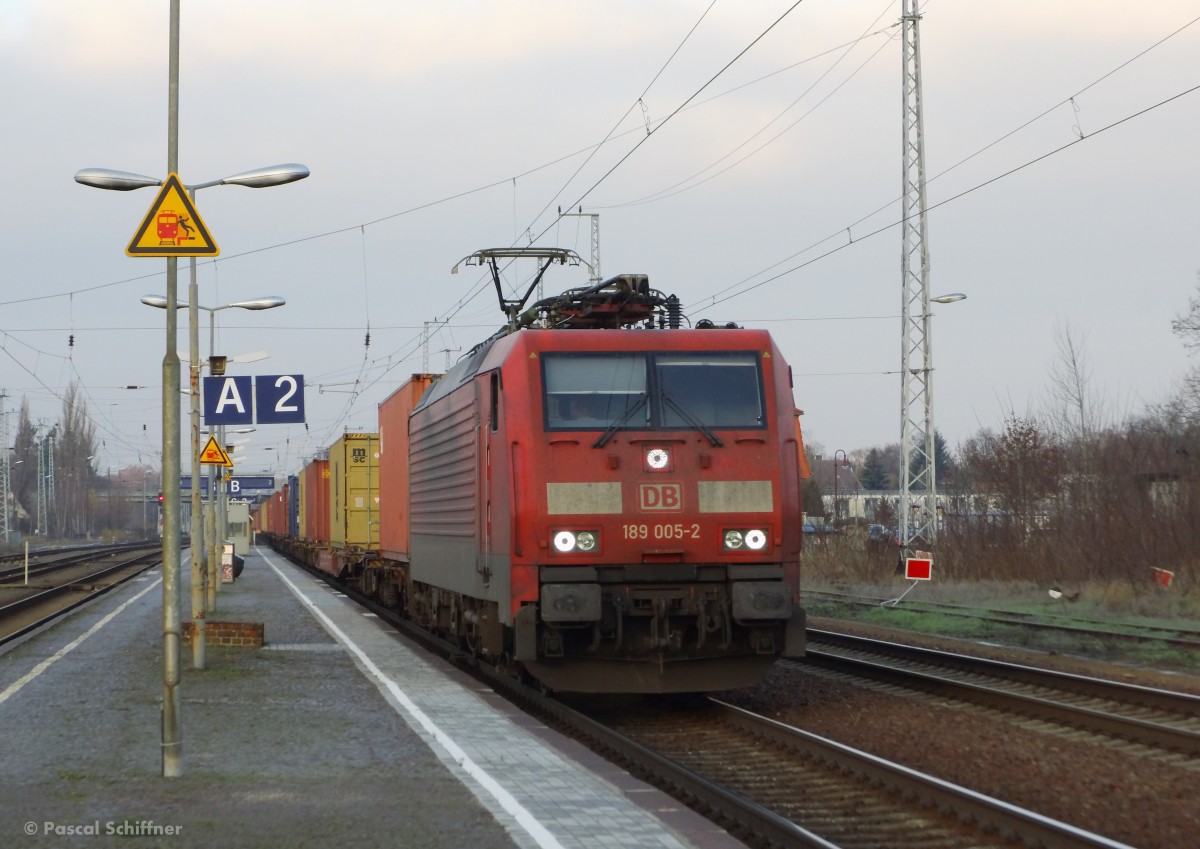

[25,821,183,837]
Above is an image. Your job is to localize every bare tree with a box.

[11,400,38,534]
[1169,273,1200,426]
[53,382,98,537]
[1045,323,1105,445]
[959,416,1063,536]
[1171,273,1200,350]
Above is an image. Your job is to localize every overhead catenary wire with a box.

[696,79,1200,314]
[4,7,1197,468]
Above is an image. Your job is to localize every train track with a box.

[287,553,1139,848]
[539,692,1137,849]
[0,543,162,645]
[803,588,1200,651]
[799,629,1200,763]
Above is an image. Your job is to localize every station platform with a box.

[0,545,747,849]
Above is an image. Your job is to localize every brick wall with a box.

[182,621,264,647]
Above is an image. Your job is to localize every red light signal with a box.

[157,492,165,504]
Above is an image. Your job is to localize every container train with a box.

[257,258,810,693]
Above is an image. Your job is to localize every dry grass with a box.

[801,527,1200,622]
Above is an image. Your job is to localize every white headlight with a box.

[553,531,576,552]
[725,528,768,551]
[645,447,670,470]
[576,531,597,552]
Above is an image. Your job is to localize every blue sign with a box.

[182,475,276,494]
[203,375,305,425]
[256,374,305,424]
[203,376,253,425]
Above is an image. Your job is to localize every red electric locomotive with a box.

[372,252,809,693]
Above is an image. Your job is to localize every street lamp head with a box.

[219,164,309,189]
[931,292,967,304]
[79,164,308,195]
[141,295,183,310]
[141,294,284,312]
[75,168,162,191]
[227,296,286,311]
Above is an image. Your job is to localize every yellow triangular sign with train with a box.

[199,436,234,468]
[127,172,220,257]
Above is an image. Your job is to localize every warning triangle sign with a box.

[199,436,234,467]
[127,173,220,257]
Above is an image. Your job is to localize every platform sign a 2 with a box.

[203,375,305,425]
[256,375,305,424]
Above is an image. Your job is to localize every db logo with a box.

[639,482,682,512]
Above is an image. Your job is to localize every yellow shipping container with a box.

[328,432,380,551]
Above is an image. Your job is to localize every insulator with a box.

[666,295,682,329]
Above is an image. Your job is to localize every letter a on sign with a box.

[203,376,253,425]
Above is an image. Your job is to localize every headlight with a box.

[553,529,599,554]
[645,447,671,470]
[723,528,769,552]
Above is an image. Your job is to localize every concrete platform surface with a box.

[0,545,748,849]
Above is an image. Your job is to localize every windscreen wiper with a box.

[662,392,723,447]
[593,395,648,448]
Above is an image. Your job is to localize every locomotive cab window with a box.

[656,352,764,429]
[543,351,764,432]
[544,353,647,430]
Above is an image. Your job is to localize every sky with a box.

[2,0,1198,480]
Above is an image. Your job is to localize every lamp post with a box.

[832,449,848,524]
[70,0,185,777]
[140,295,285,650]
[899,292,966,558]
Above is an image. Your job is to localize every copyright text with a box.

[25,821,183,837]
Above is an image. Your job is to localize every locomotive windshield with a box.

[543,351,764,431]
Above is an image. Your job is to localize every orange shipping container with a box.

[299,458,331,545]
[265,485,287,537]
[378,374,436,561]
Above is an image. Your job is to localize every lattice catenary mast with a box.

[898,0,937,554]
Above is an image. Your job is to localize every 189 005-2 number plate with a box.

[622,523,701,541]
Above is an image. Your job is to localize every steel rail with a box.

[802,629,1200,756]
[708,699,1137,849]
